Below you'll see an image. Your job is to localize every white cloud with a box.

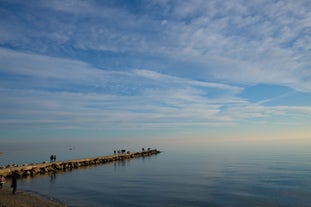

[1,49,310,131]
[0,48,99,79]
[1,1,311,135]
[0,49,230,127]
[1,0,310,93]
[144,1,311,92]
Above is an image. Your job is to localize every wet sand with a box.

[0,187,67,207]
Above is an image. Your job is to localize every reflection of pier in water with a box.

[0,149,160,178]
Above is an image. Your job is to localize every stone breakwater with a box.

[0,149,160,178]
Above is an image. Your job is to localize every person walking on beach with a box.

[0,175,5,188]
[11,172,17,194]
[50,154,54,163]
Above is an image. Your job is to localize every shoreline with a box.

[0,187,67,207]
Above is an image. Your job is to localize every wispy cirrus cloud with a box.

[154,0,311,91]
[0,1,310,140]
[1,48,310,132]
[1,0,310,93]
[0,48,237,128]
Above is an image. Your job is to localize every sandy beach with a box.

[0,187,67,207]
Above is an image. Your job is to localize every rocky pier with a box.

[0,149,160,178]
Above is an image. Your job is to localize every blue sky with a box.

[0,0,310,142]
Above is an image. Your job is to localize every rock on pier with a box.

[0,149,160,178]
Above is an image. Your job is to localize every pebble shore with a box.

[0,187,67,207]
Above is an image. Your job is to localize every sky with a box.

[0,0,310,143]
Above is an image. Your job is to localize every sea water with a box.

[1,139,311,207]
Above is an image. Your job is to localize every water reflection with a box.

[49,173,56,184]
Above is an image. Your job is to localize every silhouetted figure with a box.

[11,172,17,194]
[50,155,53,163]
[53,155,56,162]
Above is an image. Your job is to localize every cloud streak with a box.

[1,49,310,132]
[0,1,310,139]
[1,0,310,93]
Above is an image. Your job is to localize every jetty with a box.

[0,149,160,178]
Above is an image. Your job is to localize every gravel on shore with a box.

[0,187,67,207]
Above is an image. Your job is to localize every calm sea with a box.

[1,139,311,207]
